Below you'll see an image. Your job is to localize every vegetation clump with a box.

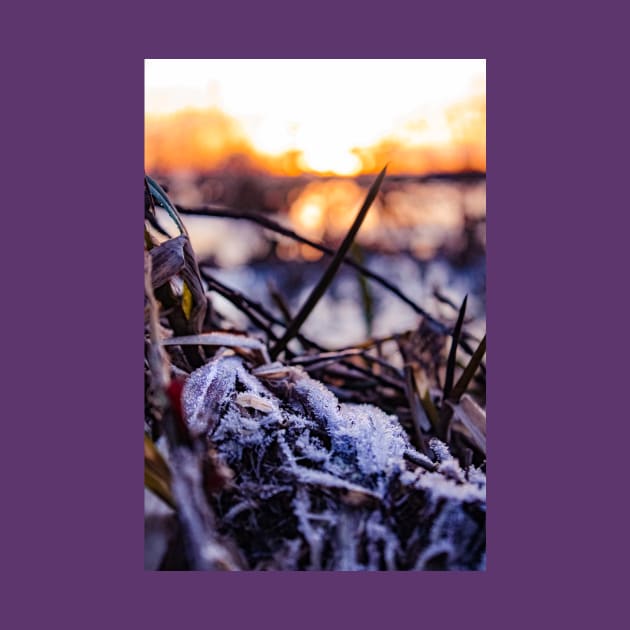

[144,170,486,570]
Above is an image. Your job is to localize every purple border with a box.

[4,3,624,628]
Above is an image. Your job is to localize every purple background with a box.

[4,2,626,628]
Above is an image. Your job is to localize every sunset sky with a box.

[145,59,486,176]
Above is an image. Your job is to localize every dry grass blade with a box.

[163,331,269,355]
[352,243,374,336]
[144,252,170,393]
[443,295,468,401]
[449,334,486,402]
[179,236,208,332]
[145,180,208,369]
[449,394,486,456]
[420,389,441,432]
[289,348,364,366]
[144,435,175,509]
[270,165,387,360]
[267,281,293,324]
[403,365,431,456]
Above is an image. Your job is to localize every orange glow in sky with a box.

[145,59,485,176]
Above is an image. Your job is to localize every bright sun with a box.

[145,59,485,176]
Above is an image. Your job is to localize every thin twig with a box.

[204,275,279,342]
[331,333,399,352]
[268,281,293,324]
[360,352,404,378]
[403,449,437,472]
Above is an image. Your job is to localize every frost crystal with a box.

[181,355,486,570]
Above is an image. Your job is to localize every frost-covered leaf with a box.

[178,355,486,570]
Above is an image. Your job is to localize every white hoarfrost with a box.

[183,355,413,495]
[181,354,486,570]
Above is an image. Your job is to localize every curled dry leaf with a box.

[149,236,187,289]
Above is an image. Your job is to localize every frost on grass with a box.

[182,355,485,570]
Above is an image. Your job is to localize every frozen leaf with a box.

[178,356,485,570]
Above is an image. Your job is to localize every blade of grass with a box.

[144,466,175,509]
[145,177,173,239]
[145,176,157,215]
[420,389,441,432]
[450,394,486,456]
[270,165,387,360]
[146,174,188,236]
[442,295,468,401]
[351,242,374,337]
[403,365,431,456]
[449,334,486,402]
[144,434,175,509]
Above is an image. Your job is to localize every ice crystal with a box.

[181,355,486,570]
